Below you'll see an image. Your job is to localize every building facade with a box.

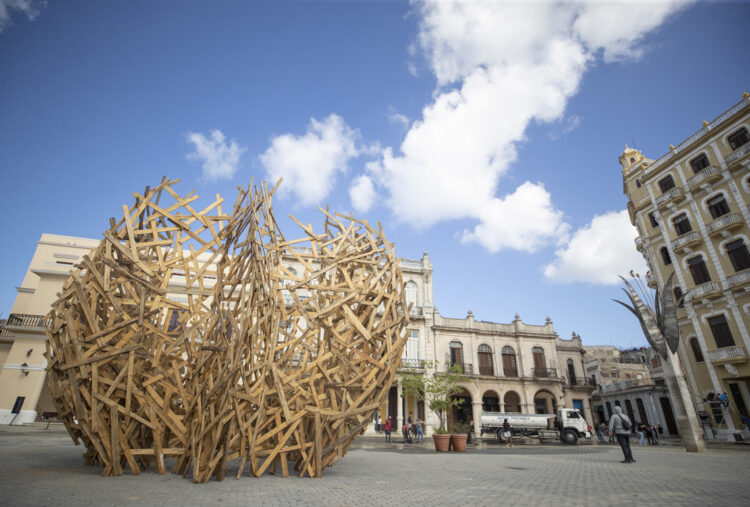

[381,256,595,436]
[621,92,750,440]
[584,345,679,436]
[1,236,595,435]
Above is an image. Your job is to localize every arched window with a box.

[690,338,704,363]
[504,391,521,413]
[567,359,577,385]
[405,281,418,308]
[690,153,710,173]
[707,194,730,219]
[478,344,493,376]
[728,127,750,150]
[688,255,711,285]
[449,341,463,369]
[403,329,419,361]
[532,346,547,377]
[726,239,750,272]
[660,247,672,265]
[673,213,692,235]
[501,346,517,377]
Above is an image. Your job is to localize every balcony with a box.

[707,346,747,365]
[686,282,722,302]
[646,273,657,289]
[532,367,557,378]
[565,376,596,388]
[6,313,51,329]
[725,143,750,168]
[409,306,424,318]
[706,212,743,237]
[686,166,722,190]
[656,186,685,209]
[671,231,702,252]
[453,362,473,374]
[478,365,495,376]
[400,358,426,370]
[727,268,750,289]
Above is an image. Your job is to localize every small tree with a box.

[400,361,468,433]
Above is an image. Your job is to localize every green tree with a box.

[400,361,468,433]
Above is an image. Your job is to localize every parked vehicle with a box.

[481,408,591,444]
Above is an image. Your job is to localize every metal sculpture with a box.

[614,273,706,453]
[44,178,409,481]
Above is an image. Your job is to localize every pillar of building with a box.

[471,401,483,439]
[396,383,403,429]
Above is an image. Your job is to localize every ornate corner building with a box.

[621,93,750,440]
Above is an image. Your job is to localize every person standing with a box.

[416,418,424,444]
[596,423,605,444]
[637,423,647,446]
[502,418,513,447]
[467,418,474,445]
[384,416,392,443]
[609,406,635,463]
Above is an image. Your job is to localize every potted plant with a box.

[400,362,468,452]
[450,423,468,452]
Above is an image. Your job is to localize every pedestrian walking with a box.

[609,406,635,463]
[647,425,658,445]
[384,416,392,443]
[596,423,605,444]
[637,423,647,446]
[502,418,513,447]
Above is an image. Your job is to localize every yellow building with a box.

[620,93,750,440]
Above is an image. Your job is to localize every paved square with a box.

[2,426,748,506]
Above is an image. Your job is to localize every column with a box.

[396,383,403,428]
[472,401,483,439]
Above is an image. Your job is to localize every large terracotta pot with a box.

[450,434,468,452]
[432,433,451,452]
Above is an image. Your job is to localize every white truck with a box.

[481,408,591,444]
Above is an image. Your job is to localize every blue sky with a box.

[1,0,749,348]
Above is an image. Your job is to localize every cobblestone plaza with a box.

[2,426,749,506]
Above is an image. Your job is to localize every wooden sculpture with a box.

[44,177,409,482]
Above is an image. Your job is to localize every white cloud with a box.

[259,114,361,206]
[461,182,569,253]
[349,174,377,213]
[358,0,688,253]
[543,210,648,285]
[0,0,44,32]
[387,106,410,129]
[186,129,245,182]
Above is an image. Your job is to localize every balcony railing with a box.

[565,376,595,387]
[478,365,494,376]
[635,237,645,252]
[450,362,473,374]
[686,282,722,301]
[6,313,51,329]
[655,186,684,208]
[409,306,424,317]
[727,268,750,289]
[532,367,557,378]
[671,231,702,252]
[400,358,426,369]
[725,143,750,166]
[686,166,721,189]
[706,212,742,236]
[707,346,747,364]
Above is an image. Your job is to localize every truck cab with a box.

[556,408,591,444]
